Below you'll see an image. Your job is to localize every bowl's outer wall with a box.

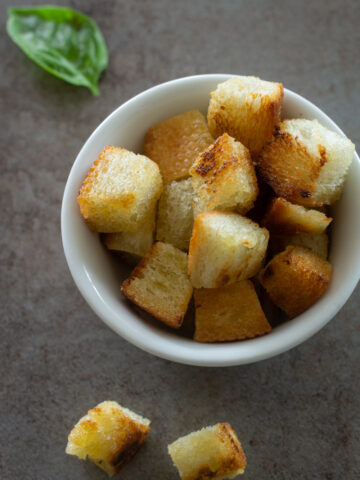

[61,74,360,366]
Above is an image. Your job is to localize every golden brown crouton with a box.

[194,281,271,342]
[262,197,332,235]
[268,233,329,259]
[66,401,150,477]
[259,246,332,318]
[156,178,194,251]
[144,110,213,183]
[121,242,193,329]
[190,133,258,216]
[78,146,162,232]
[207,76,283,157]
[188,211,269,288]
[168,423,246,480]
[257,119,355,206]
[103,205,156,257]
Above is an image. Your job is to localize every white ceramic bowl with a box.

[61,74,360,367]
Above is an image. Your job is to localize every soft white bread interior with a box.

[78,146,163,232]
[190,133,258,217]
[66,400,150,477]
[188,211,269,288]
[207,76,283,157]
[156,178,194,251]
[168,422,247,480]
[269,233,329,259]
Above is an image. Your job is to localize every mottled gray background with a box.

[1,0,359,479]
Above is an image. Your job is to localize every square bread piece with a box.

[190,133,258,217]
[207,76,283,157]
[257,119,355,207]
[194,280,271,342]
[78,146,163,232]
[66,401,150,477]
[262,197,332,235]
[144,110,213,183]
[168,423,246,480]
[259,245,332,318]
[103,205,156,257]
[156,178,194,251]
[269,233,329,259]
[188,211,269,288]
[121,242,193,329]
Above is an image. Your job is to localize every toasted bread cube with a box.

[259,246,332,318]
[121,242,193,328]
[156,178,194,251]
[207,76,283,157]
[103,205,156,257]
[66,401,150,477]
[269,233,329,259]
[168,423,246,480]
[144,110,213,183]
[257,119,355,207]
[262,197,332,235]
[190,134,258,216]
[188,211,269,288]
[194,281,271,342]
[78,146,162,232]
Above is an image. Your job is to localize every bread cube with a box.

[259,246,332,318]
[194,281,271,342]
[257,119,355,207]
[103,205,156,257]
[144,110,213,183]
[156,178,194,251]
[168,423,246,480]
[190,133,258,216]
[207,76,283,157]
[262,197,332,235]
[78,146,163,232]
[269,233,329,259]
[188,211,269,288]
[66,401,150,477]
[121,242,193,328]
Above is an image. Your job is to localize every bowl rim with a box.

[61,73,360,367]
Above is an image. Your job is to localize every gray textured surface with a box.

[1,0,360,478]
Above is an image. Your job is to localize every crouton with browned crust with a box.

[259,245,332,318]
[207,76,283,157]
[190,133,258,216]
[194,280,271,342]
[144,110,213,183]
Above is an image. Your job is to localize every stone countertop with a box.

[1,0,359,479]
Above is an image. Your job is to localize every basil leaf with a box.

[7,6,108,95]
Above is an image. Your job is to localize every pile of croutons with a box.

[78,76,355,342]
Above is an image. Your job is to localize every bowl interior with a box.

[61,74,360,366]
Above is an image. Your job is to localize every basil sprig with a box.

[7,6,108,95]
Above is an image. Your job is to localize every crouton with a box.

[190,134,258,216]
[262,197,332,235]
[259,246,332,318]
[156,178,194,251]
[78,146,162,232]
[207,76,283,157]
[121,242,193,329]
[188,211,269,288]
[168,423,246,480]
[66,401,150,477]
[269,233,329,259]
[257,119,355,207]
[103,205,156,257]
[194,281,271,342]
[144,110,213,183]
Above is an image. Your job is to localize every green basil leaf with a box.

[7,5,108,95]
